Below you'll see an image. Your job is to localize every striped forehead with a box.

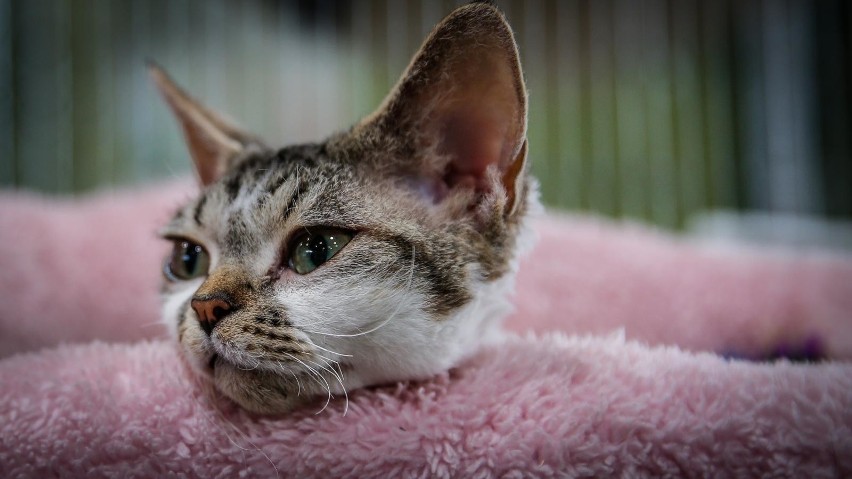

[171,145,332,252]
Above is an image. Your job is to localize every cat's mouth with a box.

[185,334,361,414]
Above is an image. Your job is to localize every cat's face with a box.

[155,3,536,414]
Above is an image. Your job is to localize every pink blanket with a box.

[1,181,851,477]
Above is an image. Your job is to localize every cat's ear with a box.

[362,2,528,216]
[148,63,258,186]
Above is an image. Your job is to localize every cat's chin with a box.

[177,333,336,414]
[210,356,310,415]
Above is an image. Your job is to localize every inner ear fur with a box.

[359,2,528,215]
[149,63,260,186]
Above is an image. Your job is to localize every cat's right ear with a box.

[350,3,528,218]
[149,63,256,186]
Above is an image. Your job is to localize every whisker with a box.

[303,245,416,338]
[218,343,261,371]
[276,360,303,397]
[244,349,265,359]
[236,361,260,371]
[233,354,262,371]
[307,357,349,417]
[310,355,343,384]
[314,353,345,382]
[310,342,353,358]
[283,352,332,415]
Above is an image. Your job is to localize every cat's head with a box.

[154,2,537,414]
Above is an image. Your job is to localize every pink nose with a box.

[191,297,232,335]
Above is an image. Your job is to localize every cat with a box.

[153,2,538,414]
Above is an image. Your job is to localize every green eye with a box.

[165,240,210,280]
[289,229,353,275]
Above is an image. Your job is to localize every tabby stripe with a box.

[224,216,251,254]
[224,173,242,202]
[193,193,208,226]
[254,171,289,211]
[265,172,289,197]
[274,145,320,168]
[281,178,306,223]
[257,327,293,342]
[380,232,471,316]
[269,345,306,357]
[223,155,264,203]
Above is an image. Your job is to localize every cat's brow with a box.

[281,175,307,224]
[193,192,208,226]
[264,172,289,198]
[221,153,271,204]
[224,215,254,255]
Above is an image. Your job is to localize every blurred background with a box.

[0,0,850,246]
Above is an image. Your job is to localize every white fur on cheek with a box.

[279,272,438,389]
[160,282,200,342]
[161,280,219,376]
[278,258,522,394]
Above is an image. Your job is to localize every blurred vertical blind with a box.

[0,0,850,229]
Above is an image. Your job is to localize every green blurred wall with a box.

[2,0,850,229]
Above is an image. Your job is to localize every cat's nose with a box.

[191,296,233,335]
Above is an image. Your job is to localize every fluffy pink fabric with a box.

[1,181,851,477]
[0,183,189,356]
[2,335,851,478]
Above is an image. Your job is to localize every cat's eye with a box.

[289,229,353,275]
[165,240,210,281]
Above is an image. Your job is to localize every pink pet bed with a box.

[1,181,851,477]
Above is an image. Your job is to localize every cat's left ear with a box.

[358,2,528,216]
[149,63,259,186]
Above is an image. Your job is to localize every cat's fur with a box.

[155,2,538,414]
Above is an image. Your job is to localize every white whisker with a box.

[283,352,332,415]
[276,360,303,397]
[315,353,345,382]
[302,245,417,338]
[311,355,343,383]
[310,342,353,358]
[235,358,261,371]
[307,357,349,416]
